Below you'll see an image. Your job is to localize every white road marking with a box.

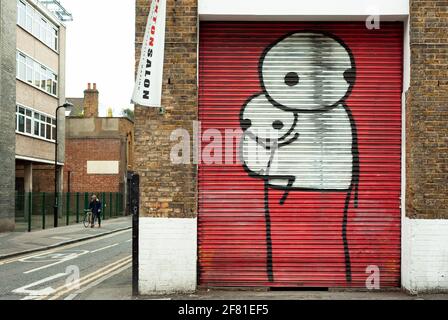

[13,272,67,298]
[45,256,132,300]
[125,239,132,243]
[90,243,119,253]
[23,251,89,274]
[0,229,131,267]
[64,263,131,300]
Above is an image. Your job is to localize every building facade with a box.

[14,0,69,224]
[65,84,135,196]
[134,0,447,294]
[0,0,18,232]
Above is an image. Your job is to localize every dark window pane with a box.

[40,123,45,137]
[26,118,32,134]
[46,124,51,139]
[34,121,39,136]
[18,115,25,132]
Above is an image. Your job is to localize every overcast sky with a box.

[62,0,135,116]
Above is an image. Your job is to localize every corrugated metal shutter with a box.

[198,22,403,288]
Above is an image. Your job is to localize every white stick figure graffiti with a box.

[240,31,360,283]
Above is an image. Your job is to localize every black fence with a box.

[15,192,126,232]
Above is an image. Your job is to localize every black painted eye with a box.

[344,68,356,85]
[241,118,252,131]
[272,120,284,130]
[284,72,300,87]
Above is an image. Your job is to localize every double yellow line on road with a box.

[38,255,132,300]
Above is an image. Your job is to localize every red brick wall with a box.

[64,138,123,193]
[33,165,55,193]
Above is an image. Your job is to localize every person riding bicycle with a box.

[89,194,102,228]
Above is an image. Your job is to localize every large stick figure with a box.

[240,31,359,283]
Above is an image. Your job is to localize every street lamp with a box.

[54,102,74,228]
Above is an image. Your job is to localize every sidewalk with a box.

[75,268,448,300]
[76,267,448,300]
[0,216,132,259]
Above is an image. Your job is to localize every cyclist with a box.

[89,194,102,228]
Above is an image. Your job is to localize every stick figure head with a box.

[260,31,356,111]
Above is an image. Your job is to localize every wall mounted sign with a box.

[132,0,166,108]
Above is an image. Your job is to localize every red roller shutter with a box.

[198,22,403,288]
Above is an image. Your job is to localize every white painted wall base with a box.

[139,217,197,295]
[402,217,448,293]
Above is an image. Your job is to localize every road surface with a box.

[0,229,131,300]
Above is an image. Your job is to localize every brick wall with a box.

[64,138,123,193]
[83,83,99,118]
[406,0,448,219]
[135,0,198,218]
[0,0,17,232]
[33,165,55,193]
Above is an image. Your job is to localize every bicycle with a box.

[83,209,92,228]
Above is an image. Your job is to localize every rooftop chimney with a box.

[83,82,99,118]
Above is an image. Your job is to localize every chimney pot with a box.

[87,83,91,90]
[93,83,97,90]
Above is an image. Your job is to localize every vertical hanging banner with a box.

[132,0,166,107]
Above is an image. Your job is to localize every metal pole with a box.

[54,106,61,228]
[52,102,73,228]
[131,173,139,296]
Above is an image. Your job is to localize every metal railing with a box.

[15,192,126,232]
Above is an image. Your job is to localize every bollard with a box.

[28,192,32,232]
[66,193,70,226]
[76,192,80,223]
[42,193,46,230]
[110,193,113,219]
[102,192,106,220]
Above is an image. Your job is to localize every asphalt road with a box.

[0,229,132,300]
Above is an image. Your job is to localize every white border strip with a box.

[16,155,64,166]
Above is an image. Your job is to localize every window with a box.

[34,112,40,136]
[17,0,26,26]
[16,51,58,96]
[25,4,33,31]
[17,0,59,51]
[17,53,26,80]
[40,66,46,90]
[26,58,33,84]
[15,104,56,142]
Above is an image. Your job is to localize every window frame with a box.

[15,104,57,143]
[16,50,58,97]
[16,0,60,52]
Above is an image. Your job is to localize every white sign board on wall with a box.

[87,161,119,175]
